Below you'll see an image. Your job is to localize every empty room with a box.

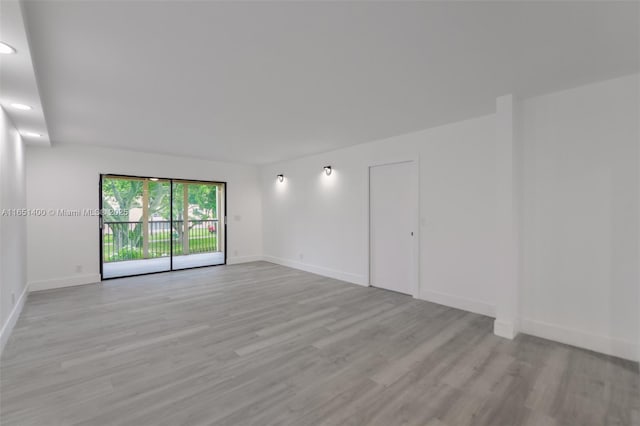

[1,1,639,425]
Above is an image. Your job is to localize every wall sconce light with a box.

[277,174,284,182]
[323,166,332,176]
[0,42,16,55]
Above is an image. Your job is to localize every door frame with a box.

[366,158,420,298]
[99,173,227,281]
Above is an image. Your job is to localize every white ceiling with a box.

[0,0,50,146]
[20,1,640,164]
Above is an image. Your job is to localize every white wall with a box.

[0,107,28,353]
[261,114,501,317]
[260,73,640,361]
[520,74,640,361]
[26,144,262,290]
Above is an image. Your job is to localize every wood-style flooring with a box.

[1,262,638,425]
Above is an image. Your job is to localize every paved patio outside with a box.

[102,252,225,278]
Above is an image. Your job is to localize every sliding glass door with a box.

[100,175,226,279]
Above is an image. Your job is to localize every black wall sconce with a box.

[323,166,332,176]
[277,174,284,182]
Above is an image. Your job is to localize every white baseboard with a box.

[227,255,264,265]
[494,319,518,340]
[0,283,29,354]
[418,289,496,318]
[262,255,367,286]
[520,318,638,362]
[28,273,101,292]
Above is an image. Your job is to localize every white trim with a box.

[28,273,101,292]
[0,283,28,354]
[419,289,495,318]
[262,256,367,286]
[494,320,518,340]
[493,93,521,341]
[227,255,264,265]
[520,318,638,362]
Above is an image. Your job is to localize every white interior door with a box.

[369,161,417,295]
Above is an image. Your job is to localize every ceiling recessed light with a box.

[22,132,41,138]
[10,103,32,111]
[149,178,159,181]
[0,42,16,54]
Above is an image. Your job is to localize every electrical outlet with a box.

[299,253,304,260]
[75,265,83,273]
[233,250,239,256]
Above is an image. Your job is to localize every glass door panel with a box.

[171,180,226,270]
[101,175,171,279]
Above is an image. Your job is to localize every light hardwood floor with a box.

[1,262,638,425]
